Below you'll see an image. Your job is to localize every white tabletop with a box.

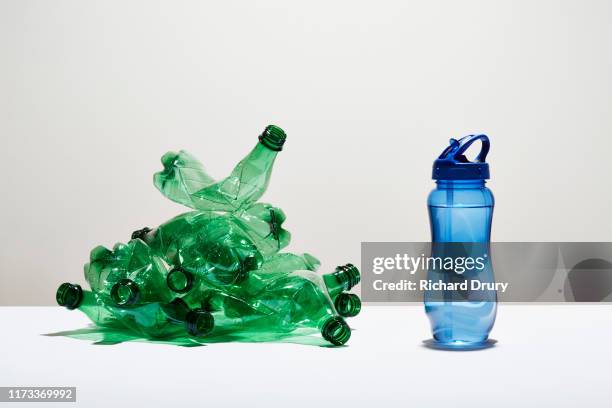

[1,305,610,407]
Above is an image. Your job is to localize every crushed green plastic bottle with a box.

[189,262,361,345]
[238,268,355,345]
[153,125,286,213]
[84,239,173,307]
[56,125,361,346]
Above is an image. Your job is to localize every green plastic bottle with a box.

[201,300,351,346]
[246,262,362,318]
[84,239,172,307]
[190,253,322,318]
[57,283,213,338]
[154,125,287,213]
[56,282,170,337]
[205,262,361,326]
[240,270,354,345]
[56,282,116,326]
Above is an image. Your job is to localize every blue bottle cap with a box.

[432,134,490,180]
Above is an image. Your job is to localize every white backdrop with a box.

[1,0,611,305]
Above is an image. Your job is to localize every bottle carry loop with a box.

[433,134,490,180]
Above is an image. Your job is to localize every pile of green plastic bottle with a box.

[56,125,360,346]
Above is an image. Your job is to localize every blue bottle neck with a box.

[436,180,486,189]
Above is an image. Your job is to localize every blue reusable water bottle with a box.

[425,135,496,348]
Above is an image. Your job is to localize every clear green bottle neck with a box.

[249,140,281,163]
[323,264,361,298]
[56,283,98,310]
[258,125,286,151]
[321,316,351,346]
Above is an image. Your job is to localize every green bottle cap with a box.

[334,293,362,317]
[56,283,83,310]
[166,268,194,293]
[110,279,140,306]
[321,316,351,346]
[185,309,215,337]
[258,125,287,151]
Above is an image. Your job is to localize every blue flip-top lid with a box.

[433,134,490,180]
